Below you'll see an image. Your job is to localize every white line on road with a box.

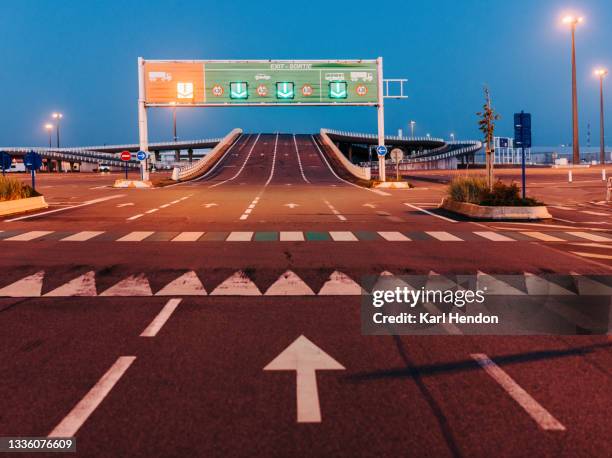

[126,214,144,221]
[403,203,458,223]
[4,195,124,222]
[209,134,261,188]
[280,231,305,241]
[116,203,134,208]
[580,211,610,216]
[329,231,358,241]
[171,232,204,242]
[566,231,612,242]
[226,231,254,241]
[474,231,515,242]
[140,298,182,337]
[324,200,346,221]
[521,231,565,242]
[240,196,260,220]
[117,231,154,242]
[425,231,462,241]
[145,208,158,214]
[4,231,53,241]
[61,231,104,242]
[378,231,411,241]
[471,353,566,431]
[293,134,310,183]
[264,133,279,186]
[48,356,136,437]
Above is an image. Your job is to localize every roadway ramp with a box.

[172,128,243,182]
[317,129,372,186]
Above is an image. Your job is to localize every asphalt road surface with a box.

[1,134,611,457]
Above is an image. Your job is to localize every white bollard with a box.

[602,168,607,181]
[568,170,573,183]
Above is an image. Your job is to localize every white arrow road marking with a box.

[49,356,136,437]
[284,203,300,209]
[471,354,565,431]
[264,336,344,423]
[202,203,218,208]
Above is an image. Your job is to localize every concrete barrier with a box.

[173,128,243,181]
[440,197,552,220]
[0,196,48,217]
[319,129,371,181]
[113,179,153,188]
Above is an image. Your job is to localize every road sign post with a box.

[23,151,42,191]
[376,57,386,182]
[0,151,11,176]
[138,57,150,182]
[376,145,387,181]
[120,150,131,179]
[391,148,403,181]
[514,112,532,200]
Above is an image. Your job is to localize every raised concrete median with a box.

[171,128,243,182]
[440,197,552,220]
[319,129,371,183]
[0,196,48,217]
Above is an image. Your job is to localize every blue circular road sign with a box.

[376,145,388,157]
[24,151,43,171]
[136,150,148,161]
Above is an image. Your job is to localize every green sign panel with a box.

[203,61,378,105]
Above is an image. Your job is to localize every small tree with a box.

[477,86,501,190]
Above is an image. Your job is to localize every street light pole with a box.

[52,112,63,148]
[44,124,53,148]
[564,16,583,164]
[595,69,608,165]
[169,101,178,142]
[409,120,415,138]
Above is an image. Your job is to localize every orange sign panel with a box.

[144,62,205,104]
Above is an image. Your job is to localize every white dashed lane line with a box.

[240,196,260,221]
[471,353,566,431]
[140,298,182,337]
[324,200,346,221]
[126,195,192,221]
[48,356,137,437]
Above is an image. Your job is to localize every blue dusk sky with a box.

[0,0,610,147]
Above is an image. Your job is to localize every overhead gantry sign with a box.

[137,58,406,181]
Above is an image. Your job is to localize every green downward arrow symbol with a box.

[231,82,248,99]
[330,82,347,98]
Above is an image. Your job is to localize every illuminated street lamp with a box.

[595,69,608,165]
[563,15,583,164]
[169,101,178,142]
[52,112,63,148]
[450,133,455,142]
[44,123,53,148]
[409,120,416,137]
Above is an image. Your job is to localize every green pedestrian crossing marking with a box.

[305,231,331,241]
[254,232,279,241]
